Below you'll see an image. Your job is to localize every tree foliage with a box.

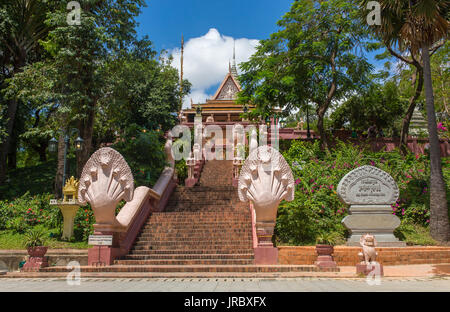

[331,80,407,136]
[238,0,373,149]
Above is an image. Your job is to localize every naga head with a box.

[78,147,134,227]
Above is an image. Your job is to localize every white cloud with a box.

[170,28,259,108]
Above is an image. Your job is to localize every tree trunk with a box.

[399,68,424,155]
[37,142,47,162]
[7,144,17,170]
[316,104,329,150]
[54,134,65,198]
[422,42,450,243]
[77,102,95,177]
[0,54,26,183]
[0,99,18,183]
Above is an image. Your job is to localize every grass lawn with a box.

[0,230,89,249]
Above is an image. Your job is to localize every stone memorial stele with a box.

[337,165,405,246]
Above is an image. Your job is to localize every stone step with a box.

[129,249,254,255]
[3,271,356,279]
[163,208,248,213]
[119,158,253,266]
[151,211,248,215]
[134,240,252,246]
[136,233,252,239]
[141,225,250,230]
[121,253,254,260]
[113,259,254,265]
[147,217,250,222]
[135,236,252,242]
[41,265,340,273]
[132,246,252,251]
[172,186,237,192]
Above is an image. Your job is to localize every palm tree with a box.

[362,0,449,242]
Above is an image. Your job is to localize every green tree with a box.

[238,0,372,149]
[331,80,406,136]
[362,0,449,242]
[0,0,59,182]
[6,1,187,196]
[430,41,449,117]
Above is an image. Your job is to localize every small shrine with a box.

[63,176,79,203]
[50,176,81,240]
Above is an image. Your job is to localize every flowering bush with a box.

[0,193,61,233]
[275,140,449,245]
[73,205,95,241]
[437,121,449,139]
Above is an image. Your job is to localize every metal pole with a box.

[62,133,69,197]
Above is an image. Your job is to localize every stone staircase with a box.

[43,160,257,273]
[113,160,254,270]
[39,159,340,276]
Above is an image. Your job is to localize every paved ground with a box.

[0,276,449,292]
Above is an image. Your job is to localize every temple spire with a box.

[179,35,184,111]
[231,39,238,78]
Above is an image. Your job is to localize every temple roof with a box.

[211,72,241,101]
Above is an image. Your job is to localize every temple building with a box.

[180,47,254,124]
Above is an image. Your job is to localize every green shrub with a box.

[175,159,187,183]
[23,227,47,248]
[0,192,61,232]
[73,204,95,242]
[394,222,438,246]
[275,139,449,246]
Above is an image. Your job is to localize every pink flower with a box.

[437,122,447,131]
[295,179,301,185]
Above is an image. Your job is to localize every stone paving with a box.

[0,277,448,292]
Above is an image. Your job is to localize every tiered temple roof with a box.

[181,62,254,123]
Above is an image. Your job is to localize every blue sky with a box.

[135,0,388,108]
[136,0,293,52]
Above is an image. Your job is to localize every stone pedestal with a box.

[314,245,337,268]
[22,256,49,272]
[342,205,405,246]
[254,225,278,265]
[88,246,117,266]
[315,255,337,268]
[356,263,384,276]
[22,247,49,272]
[254,246,278,265]
[88,231,118,266]
[59,204,80,240]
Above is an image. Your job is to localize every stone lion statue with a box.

[358,233,378,264]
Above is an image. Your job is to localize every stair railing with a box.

[79,133,177,266]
